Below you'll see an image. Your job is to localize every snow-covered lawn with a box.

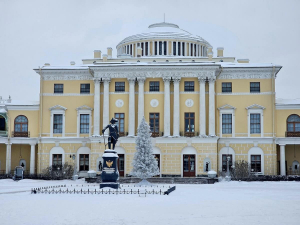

[0,179,299,225]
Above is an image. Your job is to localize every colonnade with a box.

[4,143,36,174]
[92,76,216,138]
[117,41,208,57]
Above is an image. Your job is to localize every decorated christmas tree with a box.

[131,117,159,182]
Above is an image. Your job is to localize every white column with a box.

[135,43,137,57]
[171,41,173,56]
[138,77,145,125]
[93,78,101,136]
[147,41,150,56]
[5,143,11,174]
[156,41,159,56]
[208,77,216,136]
[131,44,133,56]
[173,77,181,137]
[163,77,171,137]
[180,42,183,56]
[103,78,110,136]
[199,77,206,137]
[176,41,178,56]
[196,44,198,57]
[190,43,192,56]
[162,41,165,56]
[185,42,187,56]
[30,144,35,174]
[128,78,135,136]
[280,144,286,175]
[152,41,155,56]
[143,42,145,56]
[167,41,169,55]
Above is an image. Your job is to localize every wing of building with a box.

[1,22,299,177]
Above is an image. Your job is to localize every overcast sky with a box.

[0,0,299,102]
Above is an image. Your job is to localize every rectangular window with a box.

[79,154,89,171]
[251,155,261,172]
[54,84,63,93]
[222,154,232,171]
[222,114,232,134]
[80,84,90,94]
[149,81,160,92]
[115,82,125,92]
[149,113,159,137]
[53,154,62,166]
[185,112,195,137]
[184,81,194,92]
[53,114,63,133]
[80,114,89,134]
[115,113,125,136]
[222,82,232,93]
[250,82,260,93]
[250,114,261,134]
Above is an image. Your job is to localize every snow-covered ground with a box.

[0,179,299,225]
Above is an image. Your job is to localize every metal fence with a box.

[31,185,176,196]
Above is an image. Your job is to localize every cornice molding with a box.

[217,92,273,96]
[246,104,266,110]
[219,68,279,80]
[49,105,67,111]
[76,105,93,111]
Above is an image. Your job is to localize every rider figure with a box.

[102,118,119,150]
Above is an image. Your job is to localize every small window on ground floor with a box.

[222,154,232,171]
[251,155,261,172]
[79,154,89,171]
[53,154,62,166]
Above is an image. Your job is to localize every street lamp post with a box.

[70,154,78,180]
[225,155,231,181]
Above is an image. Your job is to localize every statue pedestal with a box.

[100,149,119,189]
[100,182,120,189]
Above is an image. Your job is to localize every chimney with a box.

[94,50,101,58]
[107,47,112,59]
[208,52,213,61]
[70,61,75,65]
[217,47,224,57]
[237,59,249,63]
[103,54,108,62]
[137,47,142,57]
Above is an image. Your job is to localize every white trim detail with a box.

[43,93,94,96]
[218,105,236,138]
[219,147,236,172]
[181,147,197,177]
[217,92,273,96]
[248,147,264,175]
[49,147,65,166]
[77,147,91,172]
[49,105,67,137]
[76,106,93,137]
[246,104,265,137]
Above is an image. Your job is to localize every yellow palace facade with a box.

[1,22,300,177]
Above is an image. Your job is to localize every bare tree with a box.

[230,160,253,180]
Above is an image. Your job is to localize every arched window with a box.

[287,114,300,137]
[14,115,28,137]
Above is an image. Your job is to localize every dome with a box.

[117,22,211,47]
[116,22,211,58]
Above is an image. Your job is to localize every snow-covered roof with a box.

[219,62,282,68]
[116,22,211,48]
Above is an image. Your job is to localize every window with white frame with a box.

[49,105,67,137]
[250,114,261,134]
[218,105,236,137]
[251,155,261,172]
[246,104,265,137]
[222,114,232,134]
[76,105,93,137]
[80,114,89,134]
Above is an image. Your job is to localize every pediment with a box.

[245,104,265,110]
[218,104,236,110]
[49,105,67,111]
[76,105,93,111]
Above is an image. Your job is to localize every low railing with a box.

[180,131,199,137]
[286,131,300,137]
[12,131,30,138]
